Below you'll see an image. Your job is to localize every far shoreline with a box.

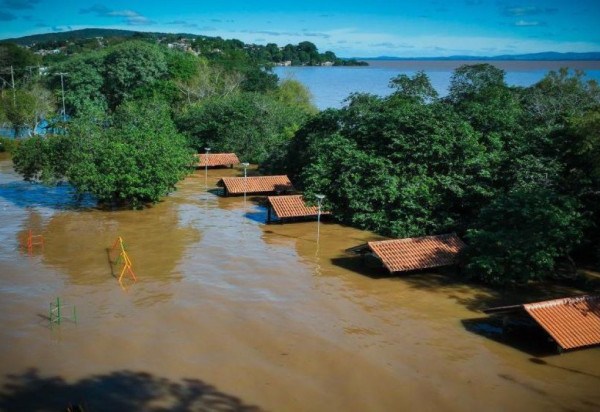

[358,59,600,71]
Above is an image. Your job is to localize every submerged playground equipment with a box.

[49,297,77,326]
[24,229,44,255]
[109,236,137,286]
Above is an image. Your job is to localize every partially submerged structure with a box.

[217,175,294,197]
[195,153,240,168]
[266,195,330,223]
[348,233,466,274]
[483,295,600,352]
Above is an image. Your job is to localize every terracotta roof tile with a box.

[524,295,600,350]
[218,175,294,195]
[195,153,240,167]
[267,195,331,219]
[367,233,466,273]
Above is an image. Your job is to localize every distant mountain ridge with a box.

[1,28,197,45]
[359,52,600,61]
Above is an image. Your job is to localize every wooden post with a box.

[267,205,272,223]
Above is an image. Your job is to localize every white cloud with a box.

[514,20,542,27]
[503,6,558,16]
[107,10,152,26]
[80,4,153,26]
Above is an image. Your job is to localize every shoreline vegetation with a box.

[1,28,368,67]
[1,29,600,289]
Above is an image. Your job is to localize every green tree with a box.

[13,133,74,182]
[12,101,194,208]
[270,79,317,114]
[66,100,193,207]
[50,52,107,116]
[268,88,494,237]
[0,89,36,137]
[166,49,202,81]
[464,188,583,285]
[389,71,438,103]
[523,68,600,128]
[448,63,522,136]
[0,43,41,83]
[559,108,600,262]
[103,41,168,109]
[177,92,309,163]
[174,63,244,104]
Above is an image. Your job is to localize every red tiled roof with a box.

[366,233,466,273]
[523,295,600,350]
[267,195,331,219]
[218,175,294,195]
[195,153,240,167]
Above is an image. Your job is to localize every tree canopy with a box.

[13,100,193,208]
[262,65,600,285]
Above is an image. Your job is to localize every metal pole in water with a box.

[315,194,325,243]
[242,162,249,208]
[204,147,210,190]
[56,297,61,325]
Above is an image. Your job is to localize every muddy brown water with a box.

[0,153,598,411]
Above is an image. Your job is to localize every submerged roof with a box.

[195,153,240,167]
[523,295,600,350]
[217,175,294,195]
[267,195,331,219]
[350,233,466,273]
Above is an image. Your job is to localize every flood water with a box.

[0,153,599,411]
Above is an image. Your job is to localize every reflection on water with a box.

[39,203,201,286]
[0,181,96,210]
[0,156,599,411]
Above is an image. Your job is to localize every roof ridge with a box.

[368,233,460,245]
[525,295,598,309]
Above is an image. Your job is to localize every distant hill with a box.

[360,52,600,61]
[1,28,366,67]
[1,28,199,45]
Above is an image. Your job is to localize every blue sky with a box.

[0,0,599,57]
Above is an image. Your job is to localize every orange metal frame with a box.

[109,236,137,284]
[26,229,44,255]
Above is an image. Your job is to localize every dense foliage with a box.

[6,29,366,67]
[13,101,194,208]
[263,67,600,285]
[6,36,314,208]
[176,86,314,164]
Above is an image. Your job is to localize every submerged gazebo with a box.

[195,153,240,168]
[266,195,331,223]
[217,175,294,197]
[348,233,466,274]
[484,295,600,352]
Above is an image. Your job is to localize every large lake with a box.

[274,60,600,110]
